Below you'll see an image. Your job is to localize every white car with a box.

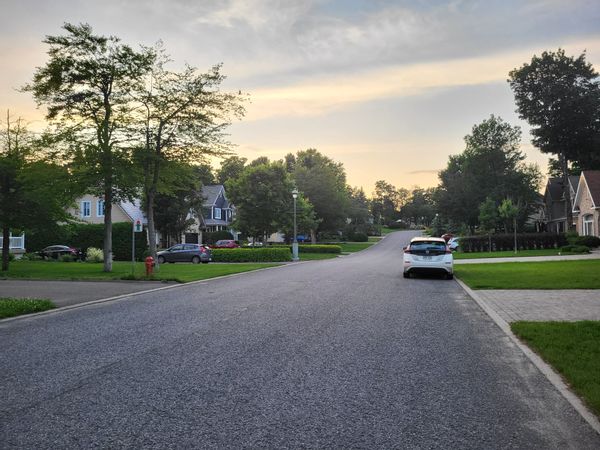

[403,237,454,279]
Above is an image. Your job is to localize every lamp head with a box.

[292,188,298,199]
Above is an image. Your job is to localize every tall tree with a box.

[498,198,519,254]
[437,115,541,232]
[509,49,600,230]
[400,187,436,226]
[371,180,409,225]
[226,162,296,242]
[25,23,154,271]
[217,156,247,185]
[293,149,349,240]
[0,112,73,270]
[135,54,245,259]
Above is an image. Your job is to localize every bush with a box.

[26,222,147,261]
[347,232,368,242]
[21,252,42,261]
[204,230,234,245]
[86,247,103,263]
[574,235,600,248]
[212,248,291,262]
[60,254,75,262]
[459,233,568,253]
[560,245,590,254]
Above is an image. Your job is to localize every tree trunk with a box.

[103,188,113,272]
[2,226,10,271]
[310,229,317,244]
[560,152,574,232]
[147,190,157,258]
[513,217,517,254]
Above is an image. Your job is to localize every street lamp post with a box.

[292,188,299,261]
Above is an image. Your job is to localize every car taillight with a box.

[404,249,411,254]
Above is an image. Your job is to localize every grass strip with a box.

[0,298,56,319]
[1,261,280,283]
[453,249,583,259]
[338,242,374,253]
[511,321,600,417]
[454,259,600,289]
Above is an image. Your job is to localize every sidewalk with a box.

[474,289,600,322]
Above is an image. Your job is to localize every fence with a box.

[0,233,25,250]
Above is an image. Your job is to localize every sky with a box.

[1,0,599,193]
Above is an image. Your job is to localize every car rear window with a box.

[409,241,447,254]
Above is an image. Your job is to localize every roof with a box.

[545,177,564,201]
[202,185,224,206]
[569,175,580,192]
[119,199,147,224]
[583,170,600,207]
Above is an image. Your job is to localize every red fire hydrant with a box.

[145,256,155,276]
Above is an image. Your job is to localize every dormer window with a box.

[214,208,222,219]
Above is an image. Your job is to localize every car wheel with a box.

[446,273,454,280]
[192,256,200,264]
[403,271,410,278]
[157,256,165,264]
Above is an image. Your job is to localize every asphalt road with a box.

[1,230,598,449]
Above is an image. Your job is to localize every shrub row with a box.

[572,235,600,248]
[212,248,291,262]
[269,244,343,254]
[560,245,590,254]
[26,222,148,261]
[459,233,568,253]
[299,244,342,254]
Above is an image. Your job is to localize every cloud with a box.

[243,36,600,121]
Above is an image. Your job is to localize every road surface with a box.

[1,230,598,448]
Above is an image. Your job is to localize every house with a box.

[572,170,600,237]
[69,195,146,226]
[72,184,237,246]
[0,232,26,256]
[543,176,580,233]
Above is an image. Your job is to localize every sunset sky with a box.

[1,0,599,193]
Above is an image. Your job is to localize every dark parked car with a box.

[38,245,82,260]
[157,244,212,264]
[212,239,240,249]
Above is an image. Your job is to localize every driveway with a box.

[0,279,171,307]
[1,230,599,448]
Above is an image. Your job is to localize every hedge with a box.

[269,244,343,254]
[26,222,148,261]
[573,235,600,248]
[212,248,291,262]
[459,233,568,253]
[298,244,342,254]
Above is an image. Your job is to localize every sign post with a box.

[132,219,142,275]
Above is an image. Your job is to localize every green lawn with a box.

[453,249,576,259]
[1,260,280,283]
[339,242,374,253]
[0,298,56,319]
[512,321,600,417]
[455,259,600,289]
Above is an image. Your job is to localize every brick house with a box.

[572,170,600,237]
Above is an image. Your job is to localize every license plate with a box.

[423,256,432,261]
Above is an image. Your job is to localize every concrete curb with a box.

[0,263,294,326]
[455,278,600,435]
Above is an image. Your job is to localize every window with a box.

[583,214,594,236]
[214,208,222,219]
[97,199,105,217]
[81,201,91,218]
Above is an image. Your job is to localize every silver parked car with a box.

[157,244,212,264]
[403,237,454,279]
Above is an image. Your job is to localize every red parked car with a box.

[211,239,240,249]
